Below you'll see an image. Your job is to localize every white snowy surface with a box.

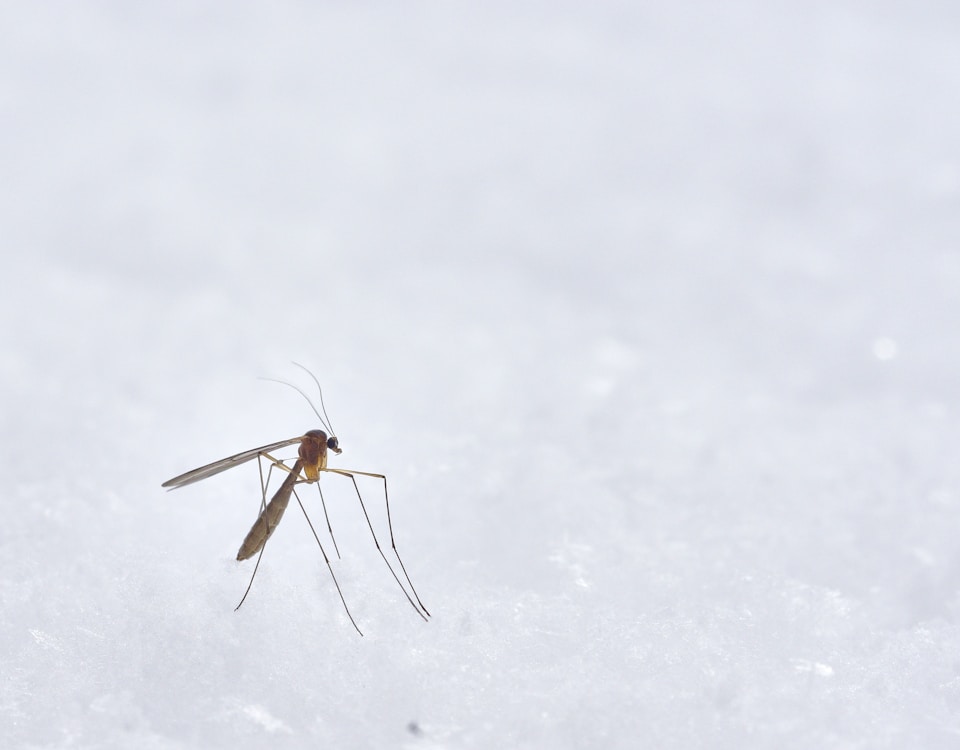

[3,2,960,748]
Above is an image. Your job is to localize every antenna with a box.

[291,362,337,436]
[260,365,335,436]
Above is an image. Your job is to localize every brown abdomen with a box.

[236,459,303,560]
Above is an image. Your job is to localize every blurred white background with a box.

[3,2,960,748]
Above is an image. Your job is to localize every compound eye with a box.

[327,436,339,451]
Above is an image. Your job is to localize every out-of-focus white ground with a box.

[3,3,960,748]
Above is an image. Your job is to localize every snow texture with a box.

[3,2,960,748]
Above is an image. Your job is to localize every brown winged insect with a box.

[161,364,429,635]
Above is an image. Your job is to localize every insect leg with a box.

[315,481,341,559]
[325,468,430,620]
[234,459,301,608]
[292,487,363,636]
[235,542,267,611]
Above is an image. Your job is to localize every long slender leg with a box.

[235,541,268,611]
[292,488,363,636]
[260,451,301,477]
[235,457,300,609]
[256,451,304,513]
[324,468,430,620]
[330,469,430,617]
[314,483,340,559]
[236,455,278,611]
[256,455,275,511]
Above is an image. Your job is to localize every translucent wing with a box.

[162,437,304,489]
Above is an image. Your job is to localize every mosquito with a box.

[161,364,429,635]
